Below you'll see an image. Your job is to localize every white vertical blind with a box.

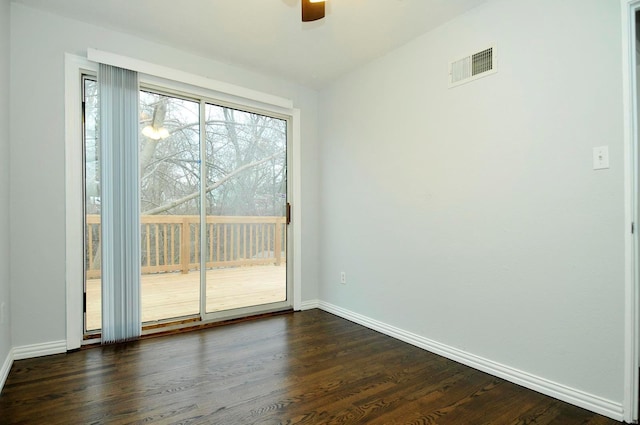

[99,63,141,343]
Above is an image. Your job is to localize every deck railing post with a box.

[274,219,282,266]
[181,217,190,274]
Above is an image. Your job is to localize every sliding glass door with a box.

[83,79,290,335]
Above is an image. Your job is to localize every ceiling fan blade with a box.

[302,0,325,22]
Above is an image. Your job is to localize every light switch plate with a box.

[593,146,609,170]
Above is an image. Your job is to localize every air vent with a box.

[449,45,497,88]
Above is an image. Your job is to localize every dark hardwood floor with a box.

[0,309,622,424]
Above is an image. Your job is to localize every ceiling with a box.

[12,0,488,89]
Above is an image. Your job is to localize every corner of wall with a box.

[0,0,13,394]
[0,347,13,392]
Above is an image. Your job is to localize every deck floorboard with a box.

[86,265,286,330]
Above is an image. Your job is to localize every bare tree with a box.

[85,86,286,217]
[138,91,287,217]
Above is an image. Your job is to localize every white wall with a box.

[0,0,11,371]
[319,0,625,405]
[9,3,320,348]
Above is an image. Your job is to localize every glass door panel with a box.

[204,104,287,314]
[83,77,101,332]
[139,91,201,323]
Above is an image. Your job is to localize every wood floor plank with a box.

[0,310,622,424]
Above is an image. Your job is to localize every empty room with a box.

[1,0,639,423]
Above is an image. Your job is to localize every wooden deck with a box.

[86,265,286,331]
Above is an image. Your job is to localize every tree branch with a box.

[141,151,283,215]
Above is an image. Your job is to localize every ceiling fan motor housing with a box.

[302,0,325,22]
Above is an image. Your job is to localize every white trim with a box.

[299,299,320,310]
[12,341,67,361]
[0,348,13,392]
[316,301,625,422]
[65,54,94,351]
[622,1,640,423]
[87,48,293,110]
[292,109,302,311]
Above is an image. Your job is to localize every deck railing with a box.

[85,215,287,278]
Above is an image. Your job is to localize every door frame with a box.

[622,1,640,422]
[65,52,302,348]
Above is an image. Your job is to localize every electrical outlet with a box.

[593,146,609,170]
[340,272,346,284]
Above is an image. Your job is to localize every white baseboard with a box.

[316,301,625,422]
[0,348,13,393]
[299,299,320,310]
[12,340,67,361]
